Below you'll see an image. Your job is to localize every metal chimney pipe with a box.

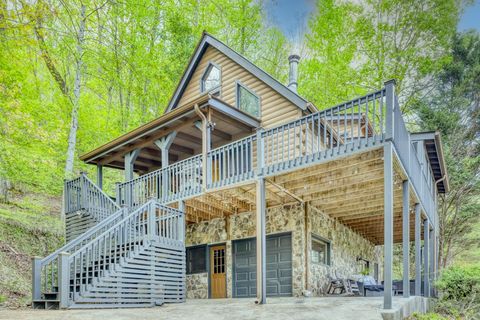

[288,54,300,93]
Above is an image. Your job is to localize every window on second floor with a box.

[201,62,221,93]
[236,82,260,118]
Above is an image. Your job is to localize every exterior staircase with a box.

[32,174,185,309]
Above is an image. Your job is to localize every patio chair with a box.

[326,274,345,294]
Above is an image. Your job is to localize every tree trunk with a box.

[64,4,86,177]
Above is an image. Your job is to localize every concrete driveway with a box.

[0,297,418,320]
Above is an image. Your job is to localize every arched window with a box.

[201,62,221,93]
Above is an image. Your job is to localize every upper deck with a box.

[112,81,443,245]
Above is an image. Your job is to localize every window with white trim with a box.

[311,235,331,265]
[236,83,260,118]
[201,63,221,93]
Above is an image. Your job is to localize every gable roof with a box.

[164,32,308,114]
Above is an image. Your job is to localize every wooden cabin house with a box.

[32,32,448,310]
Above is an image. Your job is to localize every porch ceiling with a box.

[181,148,425,246]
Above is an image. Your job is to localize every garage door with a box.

[233,233,292,297]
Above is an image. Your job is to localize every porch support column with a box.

[383,141,394,309]
[194,105,212,190]
[96,164,103,190]
[154,131,177,168]
[423,219,430,297]
[155,132,177,200]
[402,180,410,298]
[124,149,140,182]
[255,177,266,305]
[414,203,422,296]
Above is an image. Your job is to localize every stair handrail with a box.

[32,206,128,300]
[64,199,183,306]
[64,173,120,221]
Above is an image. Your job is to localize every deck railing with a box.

[32,207,128,301]
[64,173,119,221]
[63,200,183,306]
[261,89,386,175]
[117,155,202,207]
[207,135,256,189]
[392,94,436,223]
[115,82,437,225]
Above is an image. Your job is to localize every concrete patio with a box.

[0,296,429,320]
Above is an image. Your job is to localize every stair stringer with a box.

[69,238,185,309]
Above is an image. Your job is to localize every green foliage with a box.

[408,313,448,320]
[0,0,289,194]
[415,31,480,267]
[434,265,480,319]
[0,192,63,307]
[301,0,459,111]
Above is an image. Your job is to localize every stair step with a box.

[42,292,58,300]
[32,299,60,310]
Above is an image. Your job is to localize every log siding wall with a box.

[178,46,303,128]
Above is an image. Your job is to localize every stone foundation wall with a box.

[307,205,383,296]
[185,202,382,299]
[185,203,306,298]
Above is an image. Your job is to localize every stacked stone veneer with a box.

[185,202,382,298]
[307,205,383,296]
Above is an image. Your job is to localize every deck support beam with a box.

[255,177,266,305]
[423,219,430,297]
[124,149,141,182]
[383,141,393,309]
[402,180,410,298]
[96,164,103,190]
[414,203,422,296]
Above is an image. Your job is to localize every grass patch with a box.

[0,191,63,308]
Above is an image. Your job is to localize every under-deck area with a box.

[179,148,421,246]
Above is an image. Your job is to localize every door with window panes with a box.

[210,245,226,298]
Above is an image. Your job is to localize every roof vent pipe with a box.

[288,54,300,93]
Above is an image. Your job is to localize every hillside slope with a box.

[0,192,63,308]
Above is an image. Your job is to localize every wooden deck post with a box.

[414,203,422,296]
[402,180,410,298]
[96,164,103,190]
[255,177,266,305]
[31,256,41,301]
[155,132,177,200]
[423,219,430,297]
[383,141,394,309]
[384,80,396,141]
[124,149,140,181]
[58,252,70,309]
[178,200,185,242]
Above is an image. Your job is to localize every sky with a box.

[458,0,480,31]
[264,0,480,42]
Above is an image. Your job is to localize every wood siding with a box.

[177,46,302,128]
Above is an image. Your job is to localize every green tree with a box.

[415,31,480,268]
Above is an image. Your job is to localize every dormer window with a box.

[201,62,221,93]
[236,82,260,118]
